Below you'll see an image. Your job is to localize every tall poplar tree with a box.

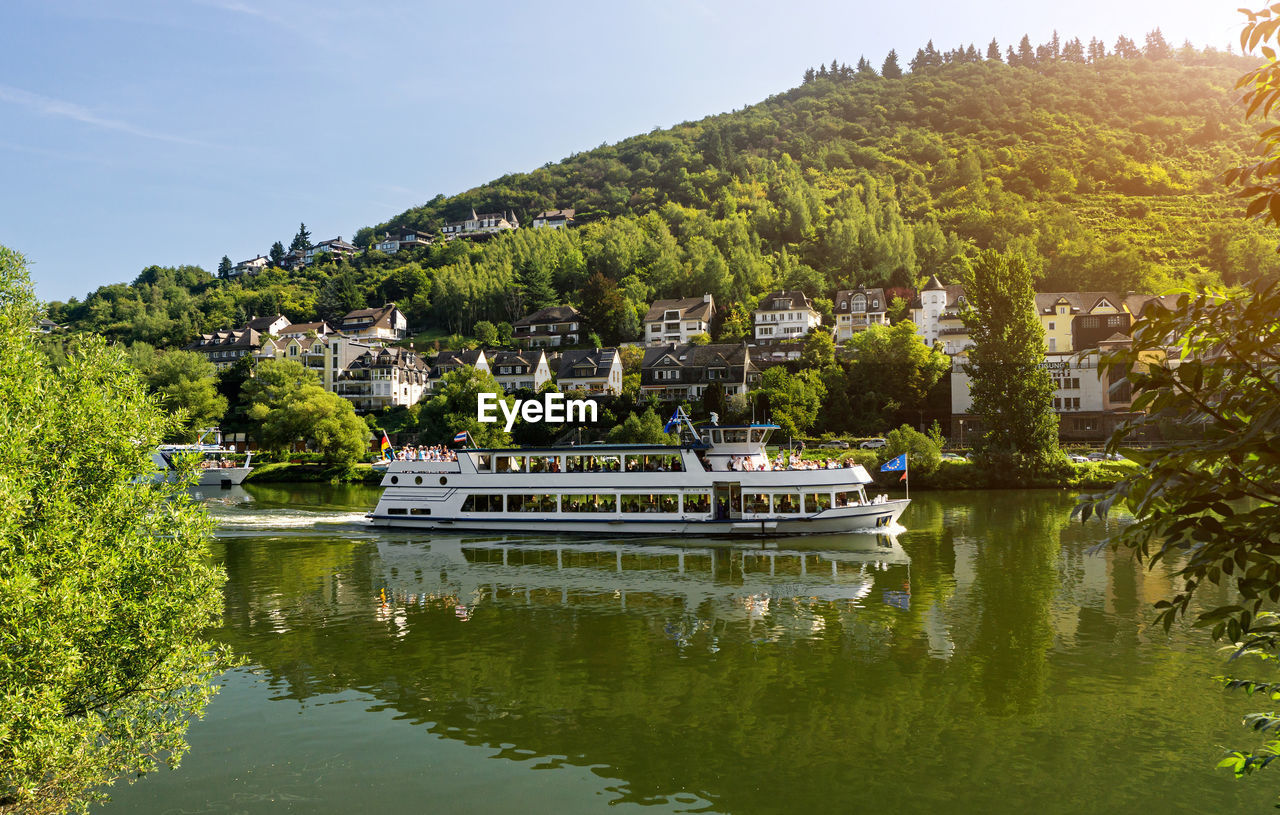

[961,250,1065,481]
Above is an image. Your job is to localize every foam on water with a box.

[211,510,371,530]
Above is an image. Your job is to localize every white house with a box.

[374,230,433,254]
[532,209,575,229]
[753,290,822,343]
[644,295,715,346]
[230,255,269,277]
[911,275,971,355]
[489,349,552,393]
[833,287,887,342]
[440,209,519,238]
[557,348,623,395]
[335,346,430,412]
[337,304,408,342]
[303,237,358,264]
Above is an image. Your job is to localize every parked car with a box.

[859,438,888,450]
[821,440,851,449]
[1069,454,1090,463]
[940,452,966,462]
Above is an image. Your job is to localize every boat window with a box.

[834,491,858,508]
[496,455,525,473]
[804,492,832,512]
[461,494,504,512]
[508,494,557,512]
[750,429,763,443]
[562,494,617,512]
[527,455,561,473]
[683,492,710,513]
[387,507,408,515]
[620,493,678,513]
[712,430,722,444]
[565,455,619,473]
[773,493,801,514]
[700,432,713,444]
[743,493,770,514]
[723,429,748,444]
[410,508,431,516]
[473,454,492,471]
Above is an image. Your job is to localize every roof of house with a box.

[756,290,816,312]
[347,346,428,371]
[641,343,755,385]
[513,305,581,326]
[558,348,618,379]
[185,328,261,352]
[430,349,487,376]
[340,303,401,329]
[534,209,575,220]
[1034,291,1133,316]
[278,321,333,336]
[922,274,946,292]
[644,295,715,323]
[833,287,887,314]
[313,237,356,251]
[489,349,546,370]
[244,314,289,333]
[910,283,967,311]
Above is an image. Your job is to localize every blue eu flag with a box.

[880,454,907,473]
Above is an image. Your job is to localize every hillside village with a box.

[183,209,1185,447]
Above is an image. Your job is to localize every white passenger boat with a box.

[152,430,253,488]
[369,416,908,536]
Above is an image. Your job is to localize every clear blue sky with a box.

[0,0,1242,303]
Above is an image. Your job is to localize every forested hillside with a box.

[47,35,1274,348]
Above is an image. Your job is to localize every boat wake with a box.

[211,510,370,531]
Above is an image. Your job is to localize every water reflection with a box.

[105,487,1275,815]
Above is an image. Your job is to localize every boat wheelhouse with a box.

[369,419,908,536]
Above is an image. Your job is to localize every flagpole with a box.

[904,451,909,500]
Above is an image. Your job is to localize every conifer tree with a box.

[961,250,1065,480]
[268,241,285,267]
[881,49,902,78]
[1144,27,1171,59]
[856,55,874,74]
[1018,34,1035,66]
[802,66,815,84]
[289,222,311,254]
[987,38,1001,61]
[217,255,232,279]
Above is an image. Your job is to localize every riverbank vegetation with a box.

[0,247,226,813]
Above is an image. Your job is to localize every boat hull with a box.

[369,499,909,537]
[153,466,252,487]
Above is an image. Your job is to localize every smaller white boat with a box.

[152,429,253,487]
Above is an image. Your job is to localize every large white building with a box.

[833,287,887,342]
[753,290,823,343]
[644,295,715,346]
[557,348,623,395]
[911,275,971,354]
[337,304,408,342]
[440,209,519,238]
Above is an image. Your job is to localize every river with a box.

[101,484,1274,813]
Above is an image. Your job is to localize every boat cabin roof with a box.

[463,443,702,454]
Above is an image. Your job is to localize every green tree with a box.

[242,359,368,464]
[881,49,902,78]
[217,255,233,279]
[0,246,225,813]
[844,320,950,430]
[884,423,942,475]
[142,350,229,442]
[750,366,825,438]
[289,222,311,253]
[607,407,678,444]
[418,366,513,448]
[268,241,286,267]
[316,269,367,323]
[473,320,498,346]
[579,272,631,345]
[800,330,836,370]
[961,250,1065,480]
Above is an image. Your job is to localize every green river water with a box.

[100,484,1276,813]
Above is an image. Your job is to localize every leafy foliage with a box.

[0,246,226,813]
[139,350,228,442]
[46,43,1273,352]
[962,250,1067,480]
[607,407,679,444]
[750,366,825,438]
[417,367,513,448]
[884,423,942,475]
[242,359,369,465]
